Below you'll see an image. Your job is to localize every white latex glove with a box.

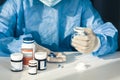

[71,28,99,54]
[35,42,51,55]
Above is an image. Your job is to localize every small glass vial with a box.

[72,27,86,39]
[28,60,37,75]
[21,37,35,65]
[10,53,23,72]
[35,52,47,70]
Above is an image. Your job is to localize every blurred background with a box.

[0,0,120,50]
[91,0,120,50]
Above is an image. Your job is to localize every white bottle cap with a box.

[35,52,47,60]
[29,60,37,64]
[10,53,23,61]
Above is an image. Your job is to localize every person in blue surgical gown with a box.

[0,0,118,57]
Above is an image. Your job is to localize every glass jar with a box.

[10,53,23,72]
[21,37,35,65]
[35,52,47,70]
[28,60,37,75]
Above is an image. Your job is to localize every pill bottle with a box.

[35,52,47,70]
[28,60,37,75]
[21,37,35,65]
[10,53,23,72]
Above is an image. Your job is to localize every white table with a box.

[0,52,120,80]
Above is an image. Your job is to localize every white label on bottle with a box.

[28,67,36,74]
[40,61,46,69]
[22,48,33,57]
[11,62,22,70]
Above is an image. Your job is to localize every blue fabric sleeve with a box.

[93,22,118,56]
[81,0,118,56]
[0,0,31,56]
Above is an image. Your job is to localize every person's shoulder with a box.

[80,0,92,6]
[13,0,23,3]
[73,0,91,4]
[79,0,91,3]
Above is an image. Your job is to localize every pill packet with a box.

[47,52,66,63]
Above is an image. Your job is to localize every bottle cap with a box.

[73,27,86,36]
[23,37,34,43]
[35,52,47,60]
[10,53,23,61]
[29,60,37,64]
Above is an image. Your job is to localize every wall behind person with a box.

[91,0,120,51]
[0,0,6,5]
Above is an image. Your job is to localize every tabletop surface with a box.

[0,52,120,80]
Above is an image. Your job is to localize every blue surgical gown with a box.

[0,0,118,56]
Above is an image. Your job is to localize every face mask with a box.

[40,0,62,7]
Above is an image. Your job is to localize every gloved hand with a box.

[71,28,99,54]
[35,42,66,62]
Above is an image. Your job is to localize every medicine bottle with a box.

[21,37,35,65]
[35,52,47,70]
[10,53,23,72]
[28,60,37,75]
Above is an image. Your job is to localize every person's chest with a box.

[23,0,83,34]
[22,0,83,44]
